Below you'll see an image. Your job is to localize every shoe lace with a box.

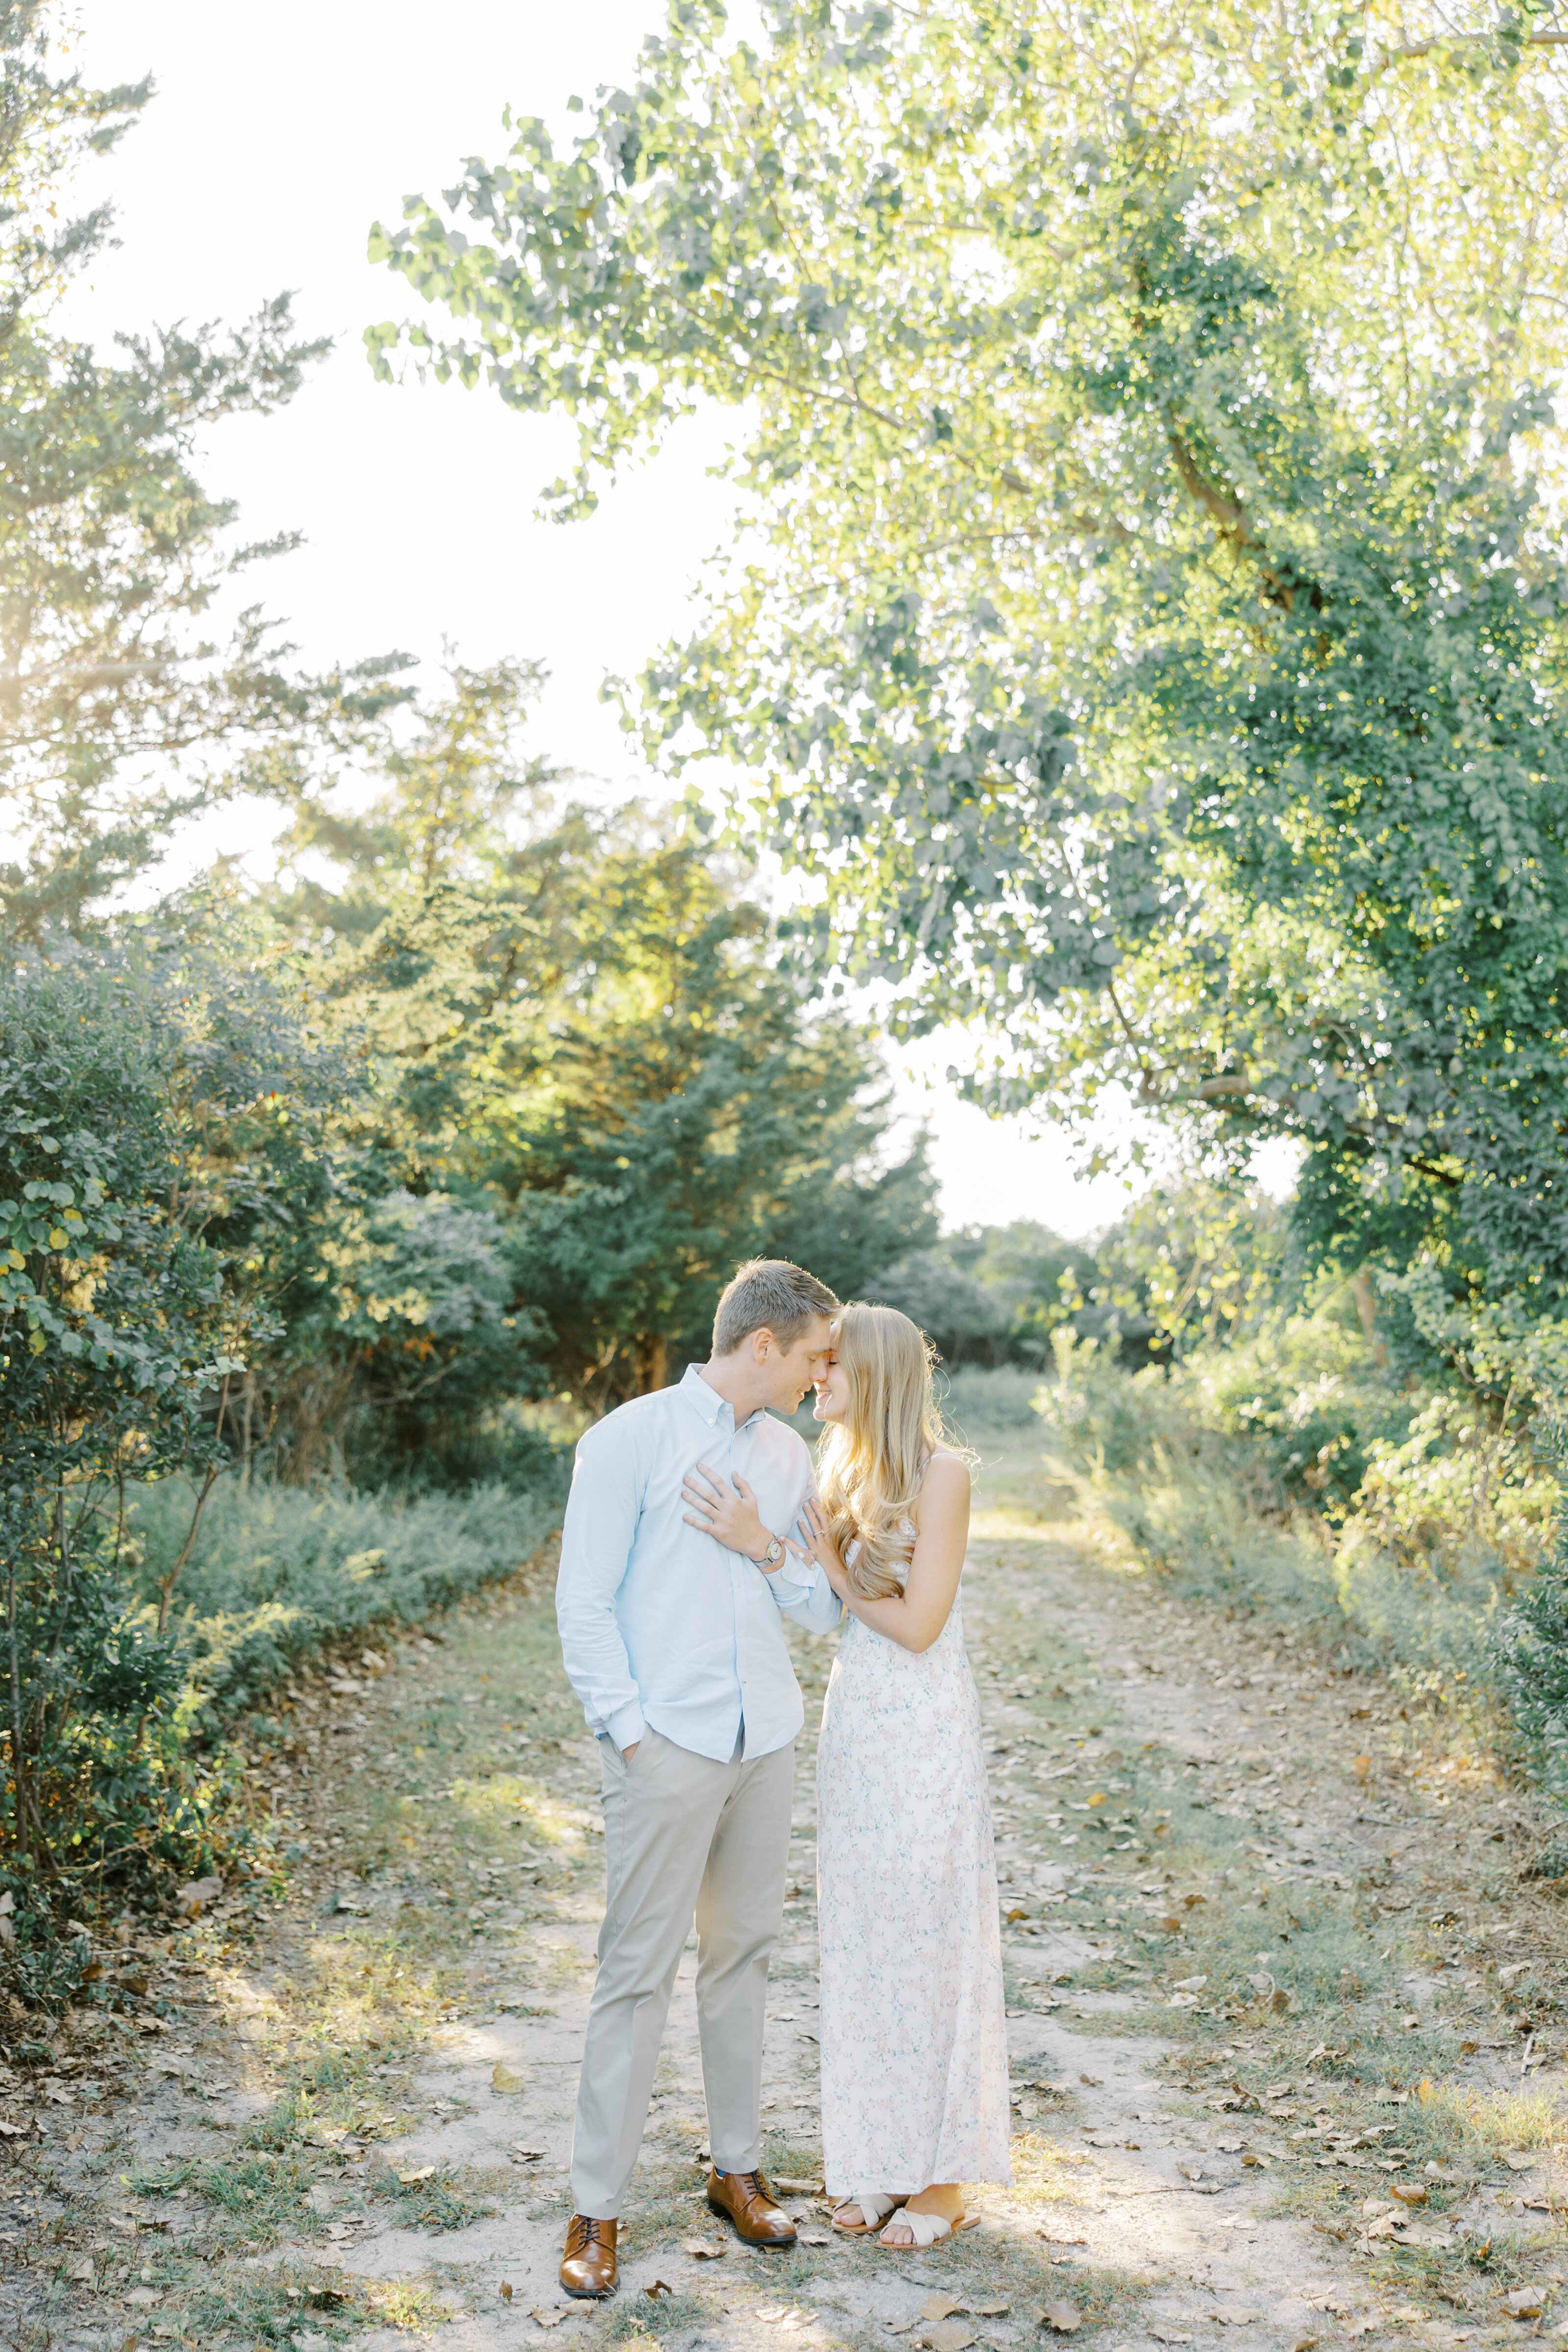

[732,2171,773,2202]
[571,2215,615,2250]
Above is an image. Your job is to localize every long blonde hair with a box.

[816,1303,972,1600]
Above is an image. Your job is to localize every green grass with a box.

[132,1469,567,1719]
[1039,1330,1568,1795]
[603,2289,718,2341]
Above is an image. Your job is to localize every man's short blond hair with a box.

[712,1259,839,1357]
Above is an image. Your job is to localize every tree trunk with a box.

[1352,1267,1389,1369]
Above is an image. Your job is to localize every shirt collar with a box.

[681,1364,766,1430]
[681,1364,728,1425]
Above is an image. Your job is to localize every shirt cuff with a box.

[604,1698,646,1751]
[769,1560,818,1604]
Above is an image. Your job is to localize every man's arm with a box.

[680,1456,845,1632]
[770,1539,846,1632]
[767,1469,844,1633]
[555,1427,646,1752]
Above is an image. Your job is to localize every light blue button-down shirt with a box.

[555,1364,844,1762]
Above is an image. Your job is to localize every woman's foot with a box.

[880,2184,965,2248]
[832,2195,905,2234]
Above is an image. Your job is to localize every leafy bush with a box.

[0,957,251,1893]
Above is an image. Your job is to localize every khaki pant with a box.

[569,1725,795,2219]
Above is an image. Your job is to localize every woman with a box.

[794,1304,1011,2249]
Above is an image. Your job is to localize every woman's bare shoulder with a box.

[912,1448,973,1516]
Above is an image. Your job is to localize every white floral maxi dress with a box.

[816,1544,1012,2198]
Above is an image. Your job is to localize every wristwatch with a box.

[755,1533,784,1569]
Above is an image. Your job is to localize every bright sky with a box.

[53,0,1284,1238]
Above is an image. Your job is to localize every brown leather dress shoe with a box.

[561,2213,618,2297]
[706,2167,797,2246]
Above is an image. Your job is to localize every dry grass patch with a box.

[1007,2132,1097,2208]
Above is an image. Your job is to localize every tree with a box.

[268,661,938,1415]
[0,1,409,934]
[1085,1180,1288,1360]
[368,0,1568,1375]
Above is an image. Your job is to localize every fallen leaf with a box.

[1207,2314,1266,2328]
[1170,1975,1207,1991]
[972,2303,1010,2318]
[925,2327,976,2352]
[1390,2184,1427,2206]
[1291,2337,1320,2352]
[66,2255,95,2281]
[125,2287,163,2306]
[922,2299,963,2323]
[646,2282,673,2301]
[1502,2291,1543,2321]
[501,2283,514,2302]
[1040,2304,1082,2334]
[1215,2137,1245,2154]
[682,2241,726,2260]
[1503,2153,1536,2173]
[1079,2073,1102,2086]
[1037,2230,1089,2245]
[773,2175,824,2194]
[1353,1755,1372,1783]
[395,2166,435,2184]
[492,2061,527,2093]
[533,2308,571,2329]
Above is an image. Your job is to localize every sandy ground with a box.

[2,1420,1561,2352]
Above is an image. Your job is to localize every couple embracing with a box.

[553,1260,1011,2296]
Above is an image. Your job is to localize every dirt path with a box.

[5,1411,1562,2352]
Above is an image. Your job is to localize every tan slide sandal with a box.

[833,2195,902,2235]
[879,2207,980,2250]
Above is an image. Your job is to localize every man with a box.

[553,1258,846,2298]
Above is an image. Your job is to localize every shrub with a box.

[1043,1318,1555,1709]
[129,1468,568,1721]
[938,1364,1049,1435]
[0,958,248,1894]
